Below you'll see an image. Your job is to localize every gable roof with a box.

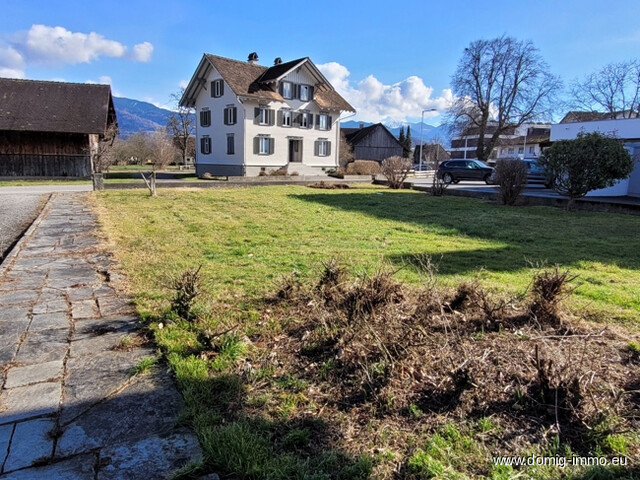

[181,54,354,112]
[0,78,117,135]
[342,123,403,147]
[560,111,609,124]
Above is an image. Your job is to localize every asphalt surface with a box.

[0,193,48,261]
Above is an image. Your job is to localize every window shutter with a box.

[268,109,275,126]
[327,141,332,156]
[308,114,313,128]
[315,114,320,129]
[279,82,284,96]
[223,109,228,125]
[254,107,260,125]
[277,110,283,127]
[294,84,300,99]
[268,138,274,155]
[314,140,319,156]
[308,86,314,101]
[232,107,237,124]
[253,137,259,154]
[201,137,205,153]
[210,82,215,97]
[328,116,332,129]
[219,80,224,97]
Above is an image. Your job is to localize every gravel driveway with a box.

[0,193,48,261]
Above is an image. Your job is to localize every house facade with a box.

[550,116,640,197]
[180,53,354,177]
[0,78,117,177]
[342,123,403,163]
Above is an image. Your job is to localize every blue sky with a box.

[2,0,640,124]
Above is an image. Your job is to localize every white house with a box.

[550,116,640,197]
[180,53,355,177]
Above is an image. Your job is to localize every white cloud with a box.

[0,24,153,75]
[0,45,25,78]
[179,79,189,89]
[131,42,153,62]
[318,61,452,123]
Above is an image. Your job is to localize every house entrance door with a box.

[288,139,302,163]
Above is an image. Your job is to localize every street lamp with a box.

[419,109,437,171]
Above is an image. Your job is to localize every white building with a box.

[180,53,355,177]
[551,117,640,197]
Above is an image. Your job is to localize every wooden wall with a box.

[353,126,403,162]
[0,131,92,177]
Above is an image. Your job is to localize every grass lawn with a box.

[95,185,640,479]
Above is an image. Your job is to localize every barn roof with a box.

[0,78,117,135]
[343,123,403,147]
[180,54,355,112]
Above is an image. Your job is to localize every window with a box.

[317,113,331,131]
[299,85,310,101]
[508,147,514,154]
[226,134,234,155]
[529,146,535,154]
[224,106,237,125]
[297,112,313,129]
[200,136,211,154]
[200,109,211,127]
[315,139,331,157]
[254,136,274,155]
[281,81,292,99]
[279,109,292,127]
[255,106,274,126]
[518,147,524,154]
[211,79,224,98]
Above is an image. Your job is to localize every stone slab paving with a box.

[0,193,202,478]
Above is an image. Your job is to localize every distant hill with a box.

[113,97,451,146]
[113,97,179,138]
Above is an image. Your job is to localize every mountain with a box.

[112,97,451,145]
[113,97,176,137]
[341,120,451,146]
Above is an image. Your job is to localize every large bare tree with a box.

[571,60,640,118]
[167,88,195,165]
[447,35,561,161]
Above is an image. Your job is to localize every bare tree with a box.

[167,88,195,165]
[381,156,411,189]
[447,35,561,162]
[571,60,640,118]
[90,124,118,190]
[149,129,179,171]
[339,130,354,167]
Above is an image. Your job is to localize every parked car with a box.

[436,160,494,184]
[522,159,549,186]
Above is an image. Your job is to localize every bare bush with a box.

[528,267,579,328]
[494,158,528,205]
[169,265,202,320]
[345,160,381,175]
[381,156,411,189]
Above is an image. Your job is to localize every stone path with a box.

[0,193,201,478]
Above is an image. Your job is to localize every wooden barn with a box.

[342,123,403,162]
[0,78,117,177]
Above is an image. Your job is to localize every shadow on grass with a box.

[292,191,640,273]
[171,365,372,479]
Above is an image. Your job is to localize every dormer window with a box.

[281,81,292,99]
[299,85,310,101]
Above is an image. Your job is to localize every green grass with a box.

[96,186,640,479]
[96,185,640,328]
[0,179,91,186]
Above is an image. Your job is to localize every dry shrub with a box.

[345,160,381,175]
[307,182,350,190]
[381,156,411,189]
[169,265,202,320]
[269,166,289,176]
[494,158,527,205]
[315,258,347,304]
[274,271,302,300]
[528,267,579,327]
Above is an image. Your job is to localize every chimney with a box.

[274,57,282,65]
[248,52,259,65]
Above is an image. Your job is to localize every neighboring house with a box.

[550,115,640,197]
[449,122,550,165]
[494,126,550,162]
[0,78,117,177]
[413,143,450,168]
[179,53,355,176]
[342,123,403,162]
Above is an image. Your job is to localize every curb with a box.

[0,193,53,278]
